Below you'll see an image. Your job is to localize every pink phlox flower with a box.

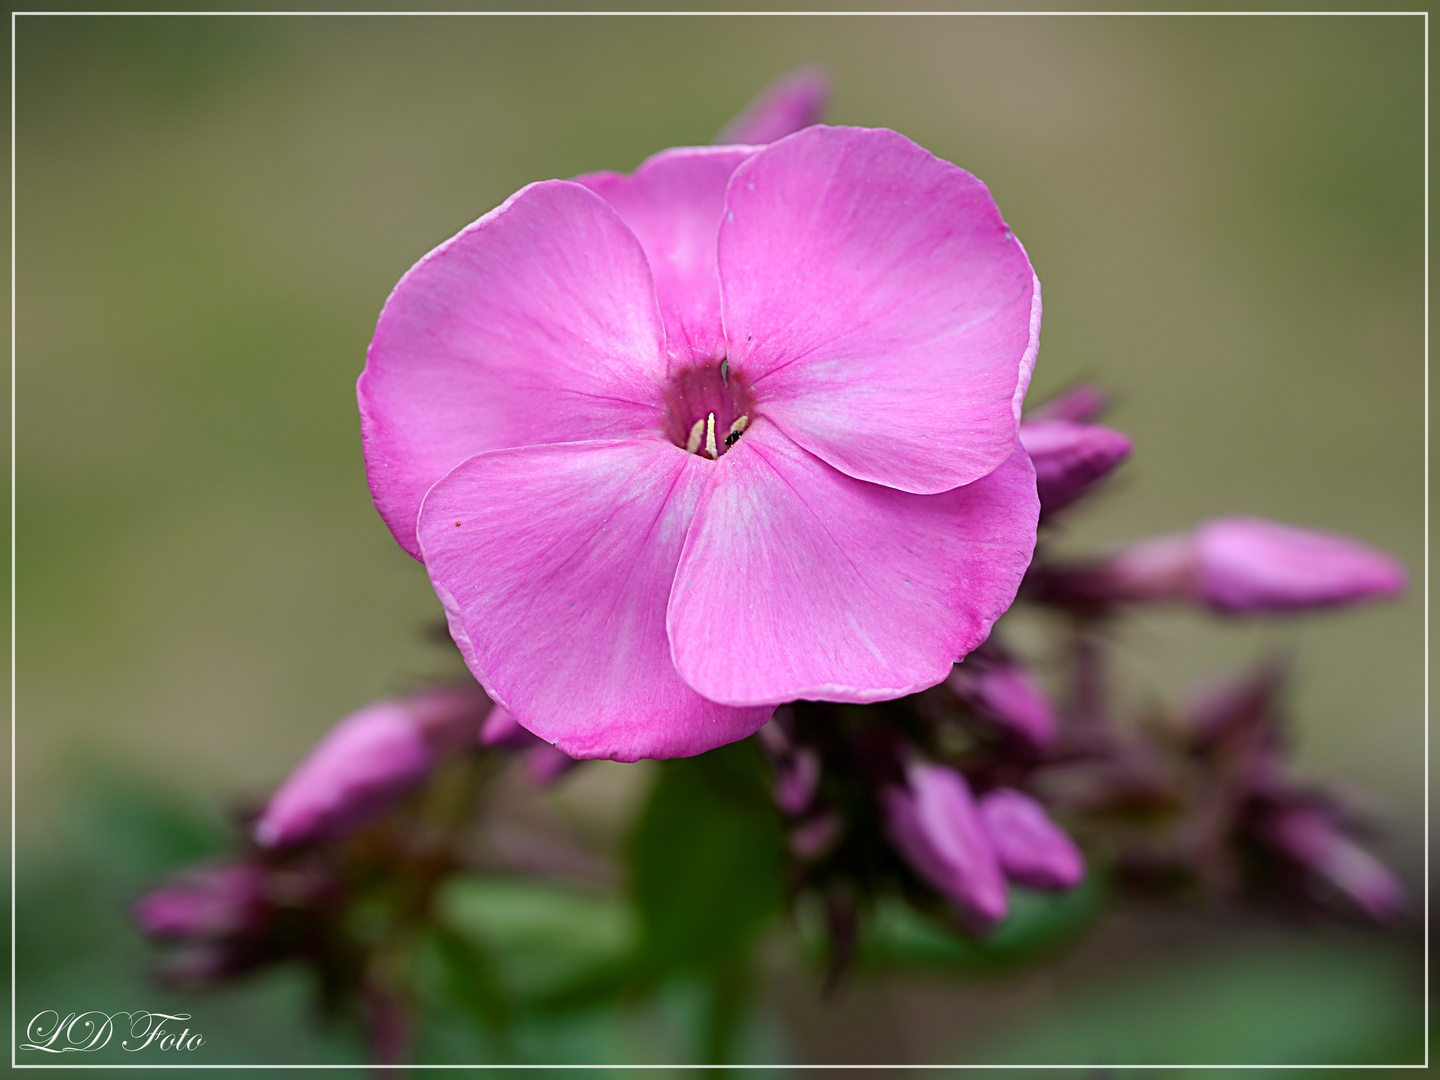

[360,125,1041,761]
[254,684,489,848]
[883,762,1008,927]
[977,787,1086,890]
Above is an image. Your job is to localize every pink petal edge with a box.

[417,438,773,761]
[359,180,669,559]
[718,126,1039,496]
[668,423,1038,706]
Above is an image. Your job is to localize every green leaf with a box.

[436,877,638,1006]
[626,740,786,974]
[857,874,1107,972]
[967,929,1423,1068]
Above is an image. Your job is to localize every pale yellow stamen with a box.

[728,415,749,437]
[686,417,705,455]
[704,412,718,459]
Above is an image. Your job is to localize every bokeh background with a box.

[14,11,1425,1070]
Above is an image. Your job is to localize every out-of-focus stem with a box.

[1067,616,1110,744]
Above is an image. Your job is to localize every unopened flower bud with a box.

[1027,383,1108,424]
[774,747,821,815]
[1183,659,1287,750]
[254,684,490,848]
[1192,517,1406,614]
[948,656,1058,751]
[1019,419,1132,515]
[133,863,268,940]
[1060,518,1405,615]
[480,703,576,786]
[790,809,844,861]
[525,743,577,787]
[479,701,535,749]
[716,66,830,145]
[883,763,1007,926]
[978,788,1085,890]
[1258,805,1405,921]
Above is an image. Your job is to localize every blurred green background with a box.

[14,11,1425,1070]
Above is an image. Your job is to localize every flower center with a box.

[663,358,757,459]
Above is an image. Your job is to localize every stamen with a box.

[720,358,729,386]
[686,418,705,455]
[724,415,749,448]
[704,412,718,459]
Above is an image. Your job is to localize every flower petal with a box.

[576,146,757,364]
[360,180,669,558]
[719,126,1040,495]
[417,439,773,761]
[668,421,1038,706]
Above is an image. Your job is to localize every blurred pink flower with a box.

[977,787,1085,890]
[360,125,1041,761]
[254,684,489,848]
[884,763,1009,927]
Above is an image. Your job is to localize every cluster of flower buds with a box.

[132,679,576,1061]
[749,383,1407,974]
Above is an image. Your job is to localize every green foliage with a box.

[855,874,1107,972]
[967,930,1423,1070]
[438,742,788,1063]
[437,878,638,1007]
[628,740,786,973]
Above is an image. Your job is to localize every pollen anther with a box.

[704,413,718,459]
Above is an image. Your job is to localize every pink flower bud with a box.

[480,703,576,786]
[1193,517,1406,614]
[882,763,1007,926]
[790,809,844,861]
[479,701,535,749]
[525,743,577,787]
[1258,805,1405,921]
[1071,518,1405,614]
[133,864,268,940]
[715,66,831,146]
[978,788,1085,890]
[1026,383,1108,423]
[947,657,1059,751]
[254,684,490,848]
[1019,419,1132,515]
[774,746,821,815]
[1183,660,1287,750]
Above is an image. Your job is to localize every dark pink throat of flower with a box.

[663,359,757,459]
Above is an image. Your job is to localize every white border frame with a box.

[7,8,1429,1071]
